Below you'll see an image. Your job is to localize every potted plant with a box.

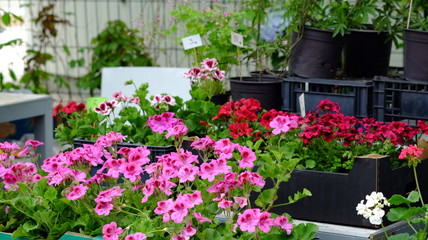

[1,122,319,239]
[283,0,349,79]
[356,145,428,237]
[204,98,428,228]
[54,82,183,159]
[341,0,399,78]
[183,58,230,105]
[227,0,286,111]
[166,1,253,74]
[401,0,428,81]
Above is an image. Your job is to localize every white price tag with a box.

[231,32,244,47]
[182,34,203,50]
[298,93,306,117]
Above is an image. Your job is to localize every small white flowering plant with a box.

[356,191,390,225]
[357,144,428,239]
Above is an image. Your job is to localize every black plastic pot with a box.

[229,76,283,110]
[209,91,231,105]
[342,27,392,78]
[404,28,428,82]
[289,27,345,79]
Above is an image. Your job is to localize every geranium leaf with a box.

[44,187,57,201]
[387,207,425,222]
[288,188,312,205]
[287,223,319,240]
[407,191,420,203]
[387,233,417,240]
[255,188,277,207]
[389,194,412,206]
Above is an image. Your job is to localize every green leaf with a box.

[44,185,57,201]
[288,188,312,205]
[2,12,11,25]
[388,233,417,240]
[389,191,420,206]
[255,188,277,207]
[407,191,421,203]
[287,223,319,240]
[200,228,223,240]
[63,45,71,55]
[387,207,425,222]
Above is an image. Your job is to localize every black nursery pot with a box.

[209,91,231,105]
[288,27,345,79]
[404,28,428,82]
[229,76,283,110]
[342,27,392,78]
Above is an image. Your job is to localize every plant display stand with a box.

[296,219,414,240]
[271,155,428,228]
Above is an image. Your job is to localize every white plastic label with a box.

[182,34,203,50]
[231,32,244,47]
[298,93,306,117]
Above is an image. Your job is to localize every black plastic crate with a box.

[374,76,428,123]
[282,77,373,118]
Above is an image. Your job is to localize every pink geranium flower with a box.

[66,184,89,200]
[269,115,299,135]
[125,233,147,240]
[274,216,293,235]
[237,208,260,232]
[102,222,123,240]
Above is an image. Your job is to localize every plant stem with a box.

[381,223,390,239]
[407,0,413,29]
[413,165,424,206]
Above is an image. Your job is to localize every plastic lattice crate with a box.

[282,77,373,118]
[373,76,428,123]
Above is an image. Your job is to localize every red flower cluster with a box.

[212,98,262,139]
[300,99,420,146]
[52,101,86,117]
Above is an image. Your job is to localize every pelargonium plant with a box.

[54,82,184,147]
[357,145,428,239]
[295,99,424,172]
[210,98,427,173]
[0,119,318,239]
[184,58,227,100]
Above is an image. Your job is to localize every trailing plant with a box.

[20,2,71,94]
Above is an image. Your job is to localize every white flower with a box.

[356,191,389,225]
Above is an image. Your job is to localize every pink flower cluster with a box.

[184,58,225,83]
[94,91,140,115]
[0,140,43,190]
[0,162,41,190]
[237,209,293,235]
[147,112,188,138]
[102,222,123,240]
[95,186,125,216]
[398,144,425,166]
[151,94,177,109]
